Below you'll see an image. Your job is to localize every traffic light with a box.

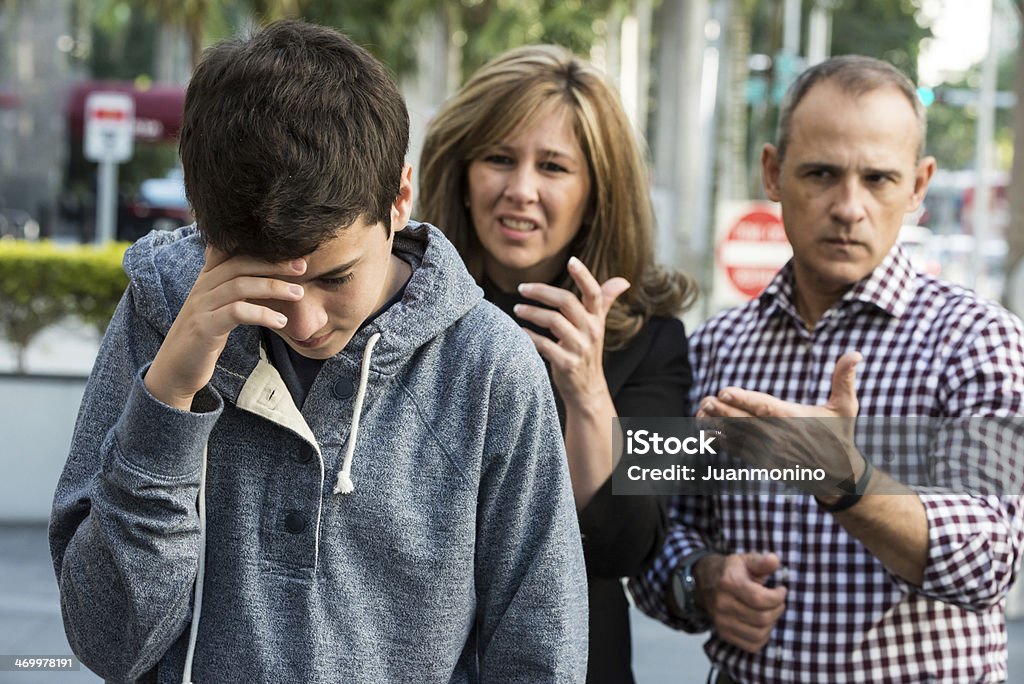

[916,87,936,108]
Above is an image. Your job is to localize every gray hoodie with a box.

[49,221,588,683]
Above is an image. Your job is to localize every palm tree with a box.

[139,0,217,70]
[141,0,319,70]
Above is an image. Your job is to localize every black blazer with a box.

[484,280,692,684]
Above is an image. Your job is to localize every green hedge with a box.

[0,240,129,370]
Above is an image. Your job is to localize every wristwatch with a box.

[670,549,712,628]
[816,456,874,514]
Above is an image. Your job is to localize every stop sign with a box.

[716,206,791,299]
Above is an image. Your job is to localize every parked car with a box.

[117,170,192,241]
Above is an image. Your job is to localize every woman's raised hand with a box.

[514,256,629,407]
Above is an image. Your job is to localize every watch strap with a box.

[816,456,874,513]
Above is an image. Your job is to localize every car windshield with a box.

[139,171,187,209]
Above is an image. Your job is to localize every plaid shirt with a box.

[629,246,1024,683]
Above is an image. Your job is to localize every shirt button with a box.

[293,447,314,464]
[332,378,355,400]
[284,511,306,533]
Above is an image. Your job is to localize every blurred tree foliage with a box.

[136,0,219,69]
[746,0,931,111]
[277,0,620,81]
[285,0,440,77]
[927,54,1016,171]
[88,0,161,79]
[78,0,627,204]
[447,0,617,79]
[88,0,624,81]
[827,0,930,82]
[736,0,933,196]
[746,0,929,80]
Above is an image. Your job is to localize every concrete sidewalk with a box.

[0,525,98,683]
[4,523,1020,683]
[0,523,706,683]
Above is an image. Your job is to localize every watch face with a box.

[671,569,688,614]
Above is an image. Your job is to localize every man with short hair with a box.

[630,55,1024,683]
[50,20,587,683]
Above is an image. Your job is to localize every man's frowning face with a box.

[762,81,935,302]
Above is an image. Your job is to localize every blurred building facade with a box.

[0,0,74,235]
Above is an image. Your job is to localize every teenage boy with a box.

[50,20,587,683]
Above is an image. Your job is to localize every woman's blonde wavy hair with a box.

[418,44,696,351]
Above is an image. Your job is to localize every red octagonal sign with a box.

[717,209,790,299]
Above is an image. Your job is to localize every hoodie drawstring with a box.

[334,332,380,495]
[182,447,207,684]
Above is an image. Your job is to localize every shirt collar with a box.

[758,243,920,321]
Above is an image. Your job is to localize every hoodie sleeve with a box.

[473,348,588,683]
[48,289,223,682]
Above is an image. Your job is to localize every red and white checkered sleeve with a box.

[889,493,1024,609]
[893,307,1024,608]
[941,306,1024,418]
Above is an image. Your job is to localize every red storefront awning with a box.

[67,80,185,143]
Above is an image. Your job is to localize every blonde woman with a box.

[419,45,696,683]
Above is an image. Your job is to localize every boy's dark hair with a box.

[179,19,409,261]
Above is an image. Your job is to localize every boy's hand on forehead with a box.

[143,244,307,411]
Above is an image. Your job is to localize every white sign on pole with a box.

[84,92,135,163]
[85,92,134,243]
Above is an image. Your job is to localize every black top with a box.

[484,280,692,684]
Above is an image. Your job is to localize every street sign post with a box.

[84,92,135,244]
[713,202,792,310]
